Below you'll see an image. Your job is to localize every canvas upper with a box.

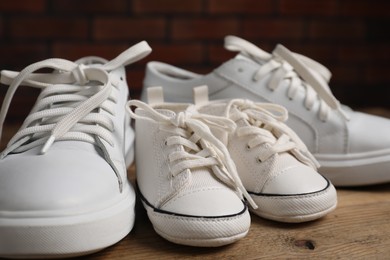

[127,88,251,247]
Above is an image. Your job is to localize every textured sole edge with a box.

[142,201,250,247]
[250,202,337,223]
[154,226,249,247]
[249,184,337,223]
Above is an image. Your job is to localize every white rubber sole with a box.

[316,151,390,186]
[141,198,250,247]
[249,182,337,223]
[155,226,249,247]
[0,188,135,259]
[250,202,337,223]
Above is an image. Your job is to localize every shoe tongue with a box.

[156,108,176,118]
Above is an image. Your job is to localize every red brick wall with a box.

[0,0,389,120]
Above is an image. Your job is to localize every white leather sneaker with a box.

[142,36,390,186]
[127,88,252,247]
[192,86,337,223]
[0,41,151,258]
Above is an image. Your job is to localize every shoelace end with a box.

[40,135,56,154]
[240,186,258,209]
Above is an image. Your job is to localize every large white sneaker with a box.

[0,42,151,258]
[193,86,337,223]
[127,89,252,247]
[142,36,390,186]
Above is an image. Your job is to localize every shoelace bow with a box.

[225,35,350,122]
[127,100,258,209]
[225,99,320,170]
[0,41,152,158]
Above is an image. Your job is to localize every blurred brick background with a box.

[0,0,389,121]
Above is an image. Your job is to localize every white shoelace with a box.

[0,41,152,158]
[127,100,258,209]
[225,99,320,170]
[224,35,350,122]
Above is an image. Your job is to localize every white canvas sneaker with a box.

[192,86,337,223]
[142,36,390,186]
[127,88,252,247]
[0,41,151,258]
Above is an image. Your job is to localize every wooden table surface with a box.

[1,108,390,259]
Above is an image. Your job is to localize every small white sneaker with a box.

[142,36,390,186]
[0,41,151,258]
[192,86,337,223]
[127,88,252,247]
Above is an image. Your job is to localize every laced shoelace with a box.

[224,99,320,170]
[0,41,152,158]
[127,100,258,209]
[224,35,350,122]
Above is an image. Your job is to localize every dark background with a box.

[0,0,389,121]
